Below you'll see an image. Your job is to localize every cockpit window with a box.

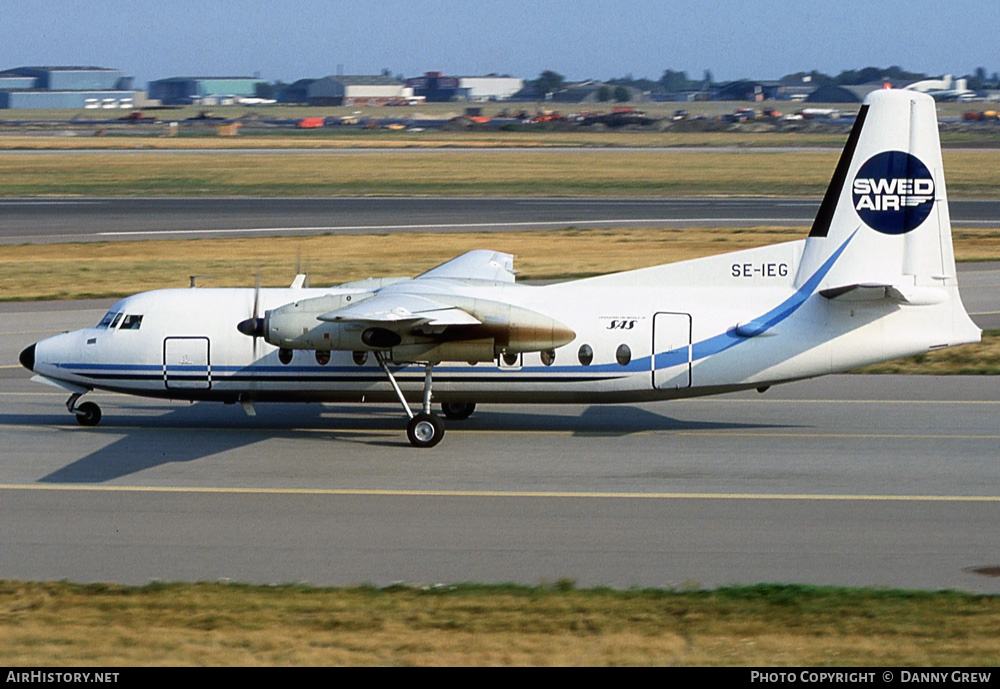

[119,314,143,330]
[97,311,121,328]
[97,311,143,330]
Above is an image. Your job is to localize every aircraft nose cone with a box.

[19,343,36,371]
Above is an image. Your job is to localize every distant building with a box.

[407,72,523,102]
[0,66,134,109]
[456,76,523,102]
[563,82,649,103]
[806,82,905,103]
[406,72,460,102]
[305,75,412,106]
[148,77,268,105]
[276,78,316,104]
[712,80,783,101]
[510,80,648,103]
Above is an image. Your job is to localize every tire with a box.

[75,401,102,427]
[406,412,445,448]
[441,402,476,421]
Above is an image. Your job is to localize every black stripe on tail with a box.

[808,104,870,238]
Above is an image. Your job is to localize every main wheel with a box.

[75,401,102,427]
[406,412,445,448]
[441,402,476,420]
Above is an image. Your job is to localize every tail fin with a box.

[796,89,957,295]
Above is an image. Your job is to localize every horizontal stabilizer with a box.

[820,283,947,305]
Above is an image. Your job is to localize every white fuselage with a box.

[29,238,977,407]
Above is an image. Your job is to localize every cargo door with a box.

[652,312,692,389]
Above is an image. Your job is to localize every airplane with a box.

[18,90,982,448]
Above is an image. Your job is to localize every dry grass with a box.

[0,150,839,197]
[2,150,999,197]
[3,225,998,301]
[0,225,805,300]
[1,582,998,666]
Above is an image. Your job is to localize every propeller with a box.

[236,274,265,358]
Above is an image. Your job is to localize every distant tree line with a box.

[526,65,1000,96]
[250,66,1000,101]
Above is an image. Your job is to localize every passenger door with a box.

[163,337,211,389]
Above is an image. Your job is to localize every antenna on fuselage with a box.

[189,274,214,288]
[295,251,310,288]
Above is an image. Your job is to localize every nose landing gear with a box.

[66,393,102,427]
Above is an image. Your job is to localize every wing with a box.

[416,250,517,283]
[318,293,481,327]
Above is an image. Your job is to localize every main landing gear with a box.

[374,353,478,448]
[441,401,476,420]
[66,392,102,427]
[374,352,445,448]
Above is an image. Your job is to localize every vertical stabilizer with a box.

[796,89,956,291]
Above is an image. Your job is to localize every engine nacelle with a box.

[257,292,575,363]
[262,293,375,351]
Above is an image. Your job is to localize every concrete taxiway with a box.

[2,300,998,591]
[3,197,1000,244]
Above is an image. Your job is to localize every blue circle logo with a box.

[852,151,935,235]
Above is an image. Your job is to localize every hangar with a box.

[407,72,523,102]
[0,66,134,109]
[278,75,414,106]
[148,77,268,105]
[806,81,908,103]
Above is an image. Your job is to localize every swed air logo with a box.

[852,151,935,235]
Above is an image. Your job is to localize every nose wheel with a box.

[375,353,445,448]
[66,393,102,427]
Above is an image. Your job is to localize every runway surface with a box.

[3,196,1000,244]
[2,301,999,591]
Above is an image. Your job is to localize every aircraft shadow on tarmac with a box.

[3,402,794,484]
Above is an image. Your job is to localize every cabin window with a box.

[502,352,519,367]
[278,348,293,365]
[315,350,330,366]
[540,349,556,366]
[578,344,593,366]
[119,314,143,330]
[616,344,631,366]
[352,351,368,366]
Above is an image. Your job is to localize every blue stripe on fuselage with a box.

[654,230,855,368]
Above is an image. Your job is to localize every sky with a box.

[1,0,997,87]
